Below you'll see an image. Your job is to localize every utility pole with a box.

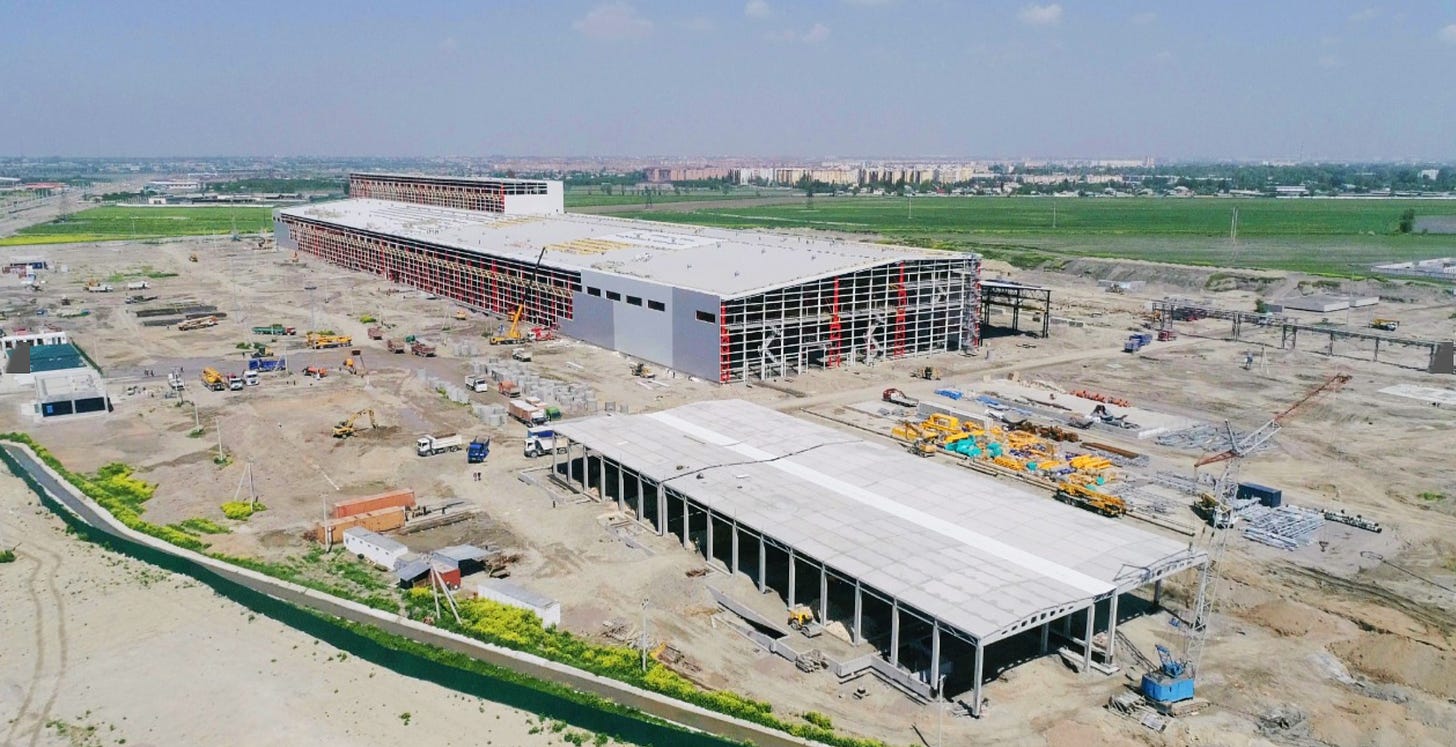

[214,417,224,462]
[1052,203,1057,229]
[937,674,946,746]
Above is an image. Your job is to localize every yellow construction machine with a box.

[1054,481,1127,518]
[453,309,468,321]
[307,332,352,349]
[788,604,815,630]
[332,408,377,439]
[911,366,942,380]
[489,247,548,346]
[1370,318,1399,332]
[891,421,940,457]
[341,356,364,375]
[629,362,656,379]
[200,367,228,391]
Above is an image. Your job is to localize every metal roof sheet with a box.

[277,198,957,298]
[555,400,1205,643]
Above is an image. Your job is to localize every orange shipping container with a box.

[331,488,416,519]
[313,505,406,544]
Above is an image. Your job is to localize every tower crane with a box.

[489,246,550,346]
[1141,371,1351,713]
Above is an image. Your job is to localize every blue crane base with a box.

[1141,671,1195,704]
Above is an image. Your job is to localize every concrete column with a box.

[679,494,689,548]
[930,621,941,689]
[1106,592,1119,664]
[1062,612,1072,638]
[596,453,606,498]
[730,521,739,575]
[852,582,863,645]
[890,600,900,668]
[550,436,559,476]
[818,564,829,624]
[1040,621,1050,654]
[1082,602,1095,673]
[972,643,984,717]
[757,534,766,593]
[616,465,624,512]
[656,489,667,536]
[787,550,796,607]
[705,511,714,564]
[634,474,643,519]
[1153,579,1163,608]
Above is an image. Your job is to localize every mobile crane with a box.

[489,247,549,346]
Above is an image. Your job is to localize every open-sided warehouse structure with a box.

[552,400,1206,714]
[275,173,979,382]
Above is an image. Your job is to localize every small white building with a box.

[476,578,561,628]
[342,527,408,569]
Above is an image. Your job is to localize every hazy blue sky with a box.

[4,1,1455,160]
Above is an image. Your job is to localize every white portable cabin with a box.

[341,527,408,569]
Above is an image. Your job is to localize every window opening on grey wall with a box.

[695,310,716,323]
[586,287,601,297]
[648,300,665,311]
[606,290,622,301]
[626,295,643,306]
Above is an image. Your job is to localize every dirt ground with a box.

[3,238,1456,746]
[0,472,612,747]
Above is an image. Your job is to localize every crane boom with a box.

[1194,372,1351,467]
[492,246,550,345]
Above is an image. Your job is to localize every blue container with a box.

[1236,482,1282,507]
[1140,672,1195,703]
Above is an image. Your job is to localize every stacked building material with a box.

[1240,505,1325,550]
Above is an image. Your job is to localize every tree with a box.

[602,184,613,196]
[1398,208,1416,234]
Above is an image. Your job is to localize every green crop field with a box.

[565,188,781,208]
[616,196,1456,275]
[1,205,276,246]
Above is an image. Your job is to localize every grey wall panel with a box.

[273,211,296,249]
[671,287,724,381]
[561,292,615,348]
[602,274,676,367]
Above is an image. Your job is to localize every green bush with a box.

[359,315,377,324]
[0,548,15,563]
[175,517,231,535]
[803,712,833,729]
[220,501,265,520]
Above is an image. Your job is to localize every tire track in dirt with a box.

[1,551,45,746]
[24,540,70,747]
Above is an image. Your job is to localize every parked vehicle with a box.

[524,426,568,458]
[507,399,549,426]
[386,338,406,354]
[467,438,491,463]
[465,375,491,393]
[416,433,464,457]
[252,324,297,336]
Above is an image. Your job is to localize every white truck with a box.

[167,372,185,391]
[416,433,464,457]
[524,426,568,458]
[126,280,150,290]
[84,283,114,293]
[242,370,260,387]
[465,375,491,393]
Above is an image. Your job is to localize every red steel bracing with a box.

[719,303,731,383]
[490,260,500,313]
[827,277,843,369]
[894,261,908,358]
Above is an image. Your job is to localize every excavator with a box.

[488,247,549,346]
[332,408,377,439]
[890,420,940,458]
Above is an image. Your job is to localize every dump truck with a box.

[84,282,114,293]
[167,372,185,391]
[242,370,260,387]
[507,399,549,426]
[252,324,297,336]
[416,433,463,457]
[200,367,228,392]
[497,379,521,398]
[467,438,491,464]
[367,326,384,340]
[386,338,406,354]
[125,280,150,291]
[410,340,437,357]
[524,426,567,458]
[465,375,491,393]
[511,348,533,362]
[1370,318,1400,332]
[226,374,244,391]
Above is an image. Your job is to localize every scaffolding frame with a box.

[719,257,979,382]
[350,173,549,213]
[980,281,1051,339]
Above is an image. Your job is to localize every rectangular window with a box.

[626,295,643,307]
[647,300,665,311]
[586,287,601,297]
[606,290,622,301]
[695,310,716,323]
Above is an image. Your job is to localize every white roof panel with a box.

[277,198,957,298]
[556,400,1205,643]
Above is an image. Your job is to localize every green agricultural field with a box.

[565,188,777,208]
[617,196,1456,275]
[1,205,276,246]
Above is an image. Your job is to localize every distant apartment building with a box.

[644,167,732,183]
[146,179,202,194]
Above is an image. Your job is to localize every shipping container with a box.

[1236,482,1282,508]
[314,506,407,543]
[330,488,416,519]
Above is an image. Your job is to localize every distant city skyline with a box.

[4,2,1456,161]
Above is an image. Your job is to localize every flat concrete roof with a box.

[556,400,1204,644]
[278,199,957,298]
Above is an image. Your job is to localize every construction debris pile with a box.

[1156,423,1274,454]
[472,358,598,415]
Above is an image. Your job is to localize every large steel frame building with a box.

[552,400,1207,715]
[275,173,980,382]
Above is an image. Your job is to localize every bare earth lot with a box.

[2,238,1455,746]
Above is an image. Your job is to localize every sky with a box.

[3,1,1456,161]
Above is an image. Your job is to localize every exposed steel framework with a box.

[718,257,979,381]
[349,173,549,213]
[279,215,578,325]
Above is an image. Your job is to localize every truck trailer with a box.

[416,433,463,457]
